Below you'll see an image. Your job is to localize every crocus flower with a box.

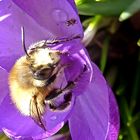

[0,0,119,140]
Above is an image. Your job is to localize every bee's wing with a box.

[30,95,46,131]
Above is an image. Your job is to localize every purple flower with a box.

[0,0,119,140]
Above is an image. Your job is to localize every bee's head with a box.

[21,27,62,81]
[27,46,61,80]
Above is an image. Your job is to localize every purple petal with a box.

[0,55,20,72]
[3,123,64,140]
[0,67,8,105]
[69,63,119,140]
[0,67,8,131]
[0,0,53,55]
[67,0,79,13]
[54,41,93,96]
[0,63,75,138]
[47,133,71,140]
[0,94,63,138]
[0,0,83,72]
[0,91,76,139]
[106,88,120,140]
[12,0,83,39]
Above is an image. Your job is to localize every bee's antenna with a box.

[21,26,30,57]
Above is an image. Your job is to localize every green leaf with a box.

[106,66,118,87]
[132,113,140,132]
[100,37,110,72]
[76,0,133,16]
[119,0,140,21]
[130,50,140,113]
[137,39,140,47]
[120,98,139,140]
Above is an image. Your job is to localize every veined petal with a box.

[0,94,57,137]
[0,67,8,105]
[2,123,63,140]
[0,0,55,69]
[0,92,75,139]
[0,55,20,72]
[0,1,81,72]
[106,88,120,140]
[0,67,8,131]
[67,0,78,12]
[47,133,70,140]
[69,63,119,140]
[12,0,83,39]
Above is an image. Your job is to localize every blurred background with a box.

[0,0,140,139]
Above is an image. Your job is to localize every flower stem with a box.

[100,36,110,73]
[130,49,140,113]
[120,97,139,140]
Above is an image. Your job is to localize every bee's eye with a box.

[41,68,52,75]
[33,68,53,80]
[47,63,57,68]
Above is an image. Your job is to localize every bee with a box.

[8,27,77,131]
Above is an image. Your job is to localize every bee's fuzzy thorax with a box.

[9,56,33,88]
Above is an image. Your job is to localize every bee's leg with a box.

[46,81,74,111]
[47,64,87,111]
[46,64,87,100]
[56,92,72,110]
[45,81,74,101]
[48,92,72,111]
[57,64,87,92]
[46,63,70,86]
[30,95,47,131]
